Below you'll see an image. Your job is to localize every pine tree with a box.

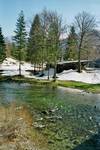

[13,10,27,75]
[28,14,43,72]
[0,27,6,63]
[47,12,62,81]
[67,26,78,60]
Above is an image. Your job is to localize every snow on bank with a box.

[0,58,100,84]
[1,58,33,71]
[57,69,100,84]
[25,68,100,84]
[0,58,33,76]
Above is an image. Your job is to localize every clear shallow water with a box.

[0,82,100,150]
[0,82,99,106]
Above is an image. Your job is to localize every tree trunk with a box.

[78,47,81,73]
[19,61,21,76]
[33,63,36,75]
[53,63,57,82]
[78,35,83,73]
[47,64,50,80]
[19,49,21,76]
[41,61,44,75]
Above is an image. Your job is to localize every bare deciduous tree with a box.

[74,11,96,72]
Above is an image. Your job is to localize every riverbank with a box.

[57,81,100,94]
[0,103,47,150]
[0,75,100,93]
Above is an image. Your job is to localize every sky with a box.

[0,0,100,37]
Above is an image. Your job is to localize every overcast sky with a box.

[1,0,100,37]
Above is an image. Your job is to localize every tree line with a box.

[0,9,98,79]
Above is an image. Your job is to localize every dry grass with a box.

[0,103,48,150]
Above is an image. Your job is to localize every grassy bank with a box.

[0,75,53,85]
[0,75,100,93]
[57,80,100,93]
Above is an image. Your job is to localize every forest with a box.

[0,9,100,80]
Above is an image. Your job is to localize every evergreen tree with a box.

[47,12,62,81]
[28,14,43,71]
[13,10,27,75]
[0,27,6,63]
[67,26,78,60]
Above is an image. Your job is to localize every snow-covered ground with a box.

[0,57,100,84]
[0,58,33,76]
[57,69,100,84]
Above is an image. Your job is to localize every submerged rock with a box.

[41,110,49,115]
[33,122,46,129]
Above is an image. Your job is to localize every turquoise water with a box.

[0,82,100,150]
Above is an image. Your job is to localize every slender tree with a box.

[74,11,96,72]
[0,27,6,63]
[13,10,27,75]
[40,9,66,80]
[67,26,78,60]
[40,9,52,79]
[48,12,64,81]
[28,14,43,73]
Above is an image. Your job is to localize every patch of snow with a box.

[57,69,100,84]
[0,58,34,76]
[1,57,100,84]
